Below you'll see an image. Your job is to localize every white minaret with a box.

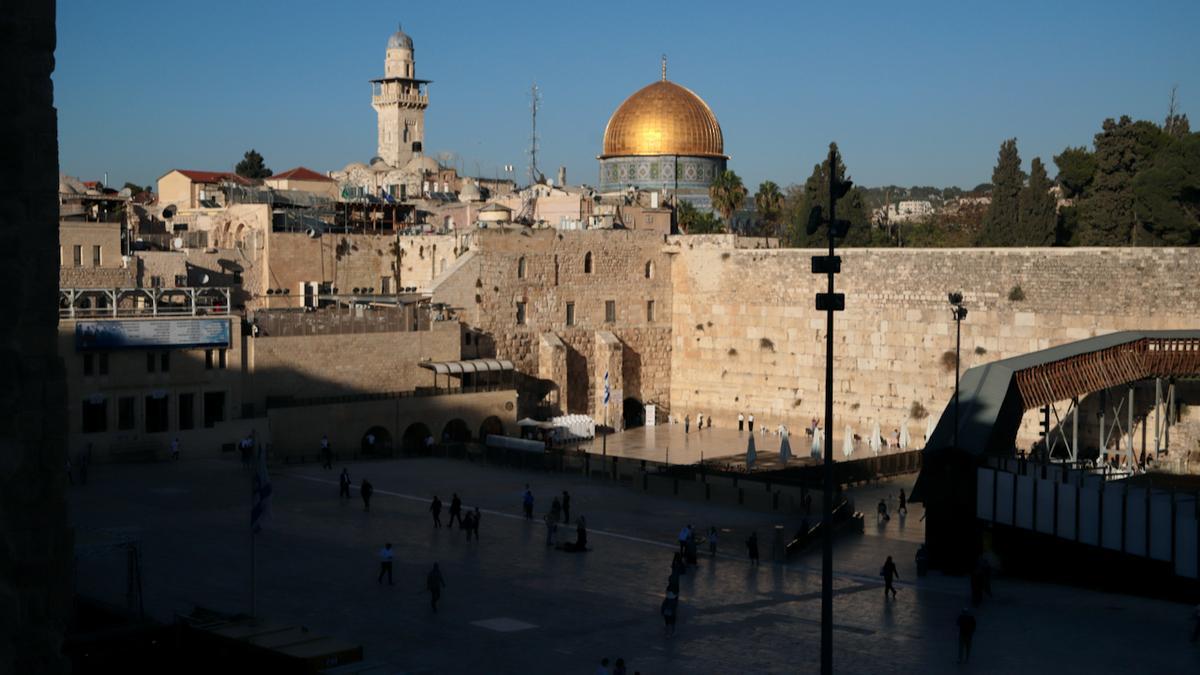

[371,24,430,167]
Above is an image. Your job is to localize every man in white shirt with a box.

[377,542,393,585]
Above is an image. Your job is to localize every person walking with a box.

[430,495,443,528]
[748,414,755,433]
[462,510,475,540]
[707,526,719,557]
[426,563,446,613]
[877,498,890,524]
[170,437,180,461]
[522,485,535,520]
[562,490,571,524]
[684,414,690,434]
[738,412,744,431]
[661,592,678,637]
[361,478,374,512]
[707,416,712,429]
[697,412,704,429]
[338,468,351,500]
[956,608,977,663]
[881,555,899,599]
[448,493,463,528]
[320,434,332,469]
[377,543,394,585]
[550,496,562,523]
[545,511,558,547]
[746,531,760,565]
[677,524,692,555]
[470,506,482,541]
[898,488,908,516]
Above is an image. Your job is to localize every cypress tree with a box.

[1017,158,1058,246]
[978,138,1025,246]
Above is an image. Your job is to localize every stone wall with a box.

[246,320,461,406]
[670,247,1200,449]
[433,228,673,418]
[263,232,459,308]
[0,0,72,671]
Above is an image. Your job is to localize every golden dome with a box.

[600,79,726,159]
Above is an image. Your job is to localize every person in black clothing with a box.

[430,495,443,528]
[746,531,760,565]
[470,506,481,540]
[559,516,588,552]
[881,555,899,599]
[462,511,475,540]
[338,468,351,500]
[360,478,373,511]
[562,490,571,524]
[427,563,446,612]
[956,608,976,663]
[898,488,908,516]
[661,592,678,637]
[448,493,463,528]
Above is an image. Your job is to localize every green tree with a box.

[235,149,272,180]
[1131,132,1200,245]
[978,138,1025,246]
[753,180,784,242]
[1016,157,1058,246]
[1052,146,1096,199]
[709,170,747,228]
[783,143,870,246]
[1076,116,1171,245]
[676,199,724,234]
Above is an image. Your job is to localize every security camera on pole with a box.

[807,143,853,675]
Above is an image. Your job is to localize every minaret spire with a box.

[661,54,667,81]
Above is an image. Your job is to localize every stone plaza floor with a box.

[69,457,1200,674]
[577,423,912,467]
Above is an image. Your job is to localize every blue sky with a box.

[57,0,1199,191]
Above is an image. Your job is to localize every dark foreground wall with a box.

[0,1,73,672]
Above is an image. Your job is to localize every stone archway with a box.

[401,422,432,455]
[479,416,504,442]
[361,426,392,456]
[442,419,471,443]
[623,397,645,429]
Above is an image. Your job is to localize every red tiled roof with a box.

[171,169,255,185]
[82,180,103,189]
[268,166,334,182]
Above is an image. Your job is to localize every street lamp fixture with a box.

[948,292,968,449]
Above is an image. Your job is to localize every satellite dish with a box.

[172,237,184,250]
[200,273,210,284]
[118,187,133,198]
[162,204,177,219]
[306,226,321,238]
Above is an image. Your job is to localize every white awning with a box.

[420,358,515,375]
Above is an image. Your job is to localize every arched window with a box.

[644,260,654,279]
[584,252,593,274]
[517,256,527,279]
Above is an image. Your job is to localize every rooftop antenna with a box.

[528,83,541,186]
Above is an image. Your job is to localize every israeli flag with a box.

[603,371,610,405]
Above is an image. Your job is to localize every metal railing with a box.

[60,287,232,319]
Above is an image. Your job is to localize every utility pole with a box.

[808,144,851,675]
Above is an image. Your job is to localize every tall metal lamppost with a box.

[808,144,852,675]
[948,292,968,449]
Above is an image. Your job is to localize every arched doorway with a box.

[623,397,645,429]
[361,426,392,456]
[401,422,432,455]
[478,416,504,442]
[442,419,471,443]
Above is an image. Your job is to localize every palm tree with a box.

[753,180,784,245]
[709,170,747,231]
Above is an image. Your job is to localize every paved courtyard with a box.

[579,423,915,466]
[70,457,1200,674]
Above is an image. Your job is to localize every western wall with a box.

[669,246,1200,451]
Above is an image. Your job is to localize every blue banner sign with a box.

[75,319,231,351]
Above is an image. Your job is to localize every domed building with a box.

[598,64,727,205]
